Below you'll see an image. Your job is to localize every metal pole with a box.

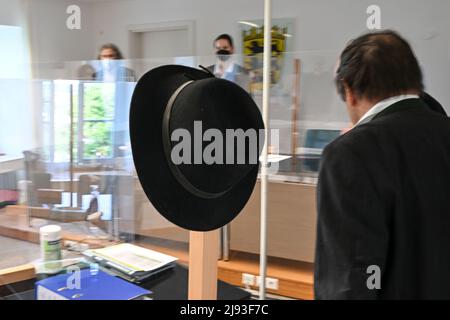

[259,0,272,300]
[69,84,74,208]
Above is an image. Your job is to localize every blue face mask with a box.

[101,59,119,71]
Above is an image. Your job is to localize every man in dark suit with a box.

[314,30,450,299]
[421,92,447,116]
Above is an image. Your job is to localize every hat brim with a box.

[130,65,260,231]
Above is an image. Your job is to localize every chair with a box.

[78,173,135,239]
[22,150,54,206]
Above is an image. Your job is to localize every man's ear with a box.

[344,84,357,107]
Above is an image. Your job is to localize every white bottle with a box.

[39,225,62,274]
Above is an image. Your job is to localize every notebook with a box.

[82,243,178,282]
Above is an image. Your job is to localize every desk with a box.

[141,180,318,263]
[0,264,250,300]
[0,156,22,194]
[0,155,23,175]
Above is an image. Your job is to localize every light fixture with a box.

[238,21,260,28]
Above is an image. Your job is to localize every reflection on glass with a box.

[52,81,78,163]
[0,53,356,301]
[83,83,115,120]
[82,83,115,160]
[83,121,113,159]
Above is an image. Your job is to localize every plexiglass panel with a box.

[1,0,449,301]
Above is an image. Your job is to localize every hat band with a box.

[162,80,232,199]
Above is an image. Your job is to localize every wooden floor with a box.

[0,205,314,300]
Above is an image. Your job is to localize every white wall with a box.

[85,0,450,112]
[16,0,450,109]
[27,0,95,78]
[2,0,95,72]
[0,0,33,155]
[0,0,91,154]
[0,0,96,154]
[0,0,27,26]
[2,0,450,154]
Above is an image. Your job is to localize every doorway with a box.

[128,20,195,77]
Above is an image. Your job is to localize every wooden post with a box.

[188,229,220,300]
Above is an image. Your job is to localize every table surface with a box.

[1,264,251,300]
[0,236,40,270]
[0,155,23,174]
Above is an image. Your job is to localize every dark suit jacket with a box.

[315,98,450,299]
[421,92,447,116]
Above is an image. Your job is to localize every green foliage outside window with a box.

[82,83,115,159]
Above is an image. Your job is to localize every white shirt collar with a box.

[355,94,420,126]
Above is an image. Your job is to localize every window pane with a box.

[0,25,29,79]
[83,83,115,120]
[41,81,53,162]
[53,81,79,163]
[83,121,113,159]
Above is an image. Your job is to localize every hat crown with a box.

[167,78,263,197]
[130,64,264,231]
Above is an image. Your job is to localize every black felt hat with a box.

[129,65,264,231]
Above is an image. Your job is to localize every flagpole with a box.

[259,0,272,300]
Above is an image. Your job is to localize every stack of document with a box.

[83,243,178,283]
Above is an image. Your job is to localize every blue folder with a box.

[35,269,152,300]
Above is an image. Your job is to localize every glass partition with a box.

[0,51,343,300]
[1,0,449,301]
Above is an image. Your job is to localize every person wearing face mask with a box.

[207,34,250,90]
[94,43,136,82]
